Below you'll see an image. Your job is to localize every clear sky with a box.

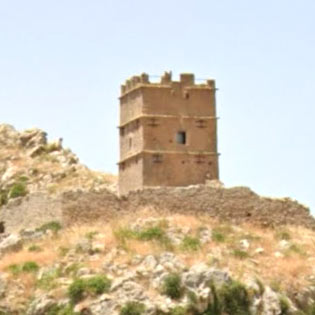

[1,0,314,214]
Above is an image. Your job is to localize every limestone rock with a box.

[0,234,22,254]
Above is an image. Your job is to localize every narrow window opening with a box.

[176,131,186,144]
[129,138,132,149]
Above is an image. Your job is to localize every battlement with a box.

[120,72,216,96]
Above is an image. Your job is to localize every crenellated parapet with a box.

[120,72,216,96]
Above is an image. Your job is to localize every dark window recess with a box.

[195,155,205,164]
[129,138,132,149]
[183,91,189,99]
[120,127,125,136]
[148,118,159,127]
[120,162,126,171]
[196,119,206,128]
[176,131,186,144]
[152,154,163,163]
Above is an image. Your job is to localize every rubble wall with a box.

[1,185,314,233]
[0,193,62,232]
[62,185,315,230]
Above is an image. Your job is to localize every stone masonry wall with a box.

[62,185,315,230]
[0,193,62,232]
[1,185,314,233]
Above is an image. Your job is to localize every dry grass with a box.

[0,212,314,295]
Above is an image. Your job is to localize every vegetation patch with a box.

[37,267,61,290]
[28,244,42,252]
[37,221,62,233]
[114,225,172,249]
[232,249,249,259]
[47,304,78,315]
[161,273,183,300]
[68,275,111,304]
[180,235,201,251]
[8,181,28,199]
[218,280,251,315]
[8,261,39,275]
[120,301,145,315]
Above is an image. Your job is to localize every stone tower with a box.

[118,72,219,195]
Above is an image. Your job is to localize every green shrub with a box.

[68,279,86,304]
[212,228,226,243]
[232,249,249,259]
[47,304,77,315]
[279,296,290,315]
[7,264,21,275]
[28,244,42,252]
[85,275,111,295]
[120,301,145,315]
[162,273,183,299]
[8,182,27,199]
[180,236,201,251]
[218,280,251,315]
[114,225,172,250]
[8,261,39,275]
[37,221,62,233]
[68,276,111,304]
[22,261,39,273]
[137,226,165,241]
[18,175,29,182]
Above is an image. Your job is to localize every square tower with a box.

[118,72,219,195]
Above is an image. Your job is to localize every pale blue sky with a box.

[1,0,314,214]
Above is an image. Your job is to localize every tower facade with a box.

[118,72,219,195]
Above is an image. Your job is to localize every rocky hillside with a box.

[0,214,314,314]
[0,124,315,314]
[0,124,116,207]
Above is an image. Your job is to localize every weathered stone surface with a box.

[0,234,22,254]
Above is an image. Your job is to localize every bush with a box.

[218,280,251,315]
[8,182,27,199]
[8,261,39,275]
[37,221,62,233]
[47,304,77,315]
[22,261,39,273]
[68,279,85,304]
[162,273,183,299]
[86,275,111,295]
[212,229,226,243]
[180,236,201,251]
[114,225,172,250]
[120,301,145,315]
[279,296,290,315]
[68,276,111,304]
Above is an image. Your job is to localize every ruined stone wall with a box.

[0,193,62,232]
[61,185,315,230]
[1,185,314,233]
